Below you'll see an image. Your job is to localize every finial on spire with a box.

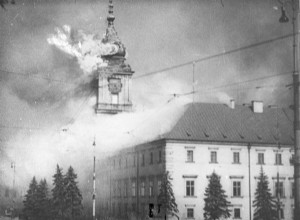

[107,0,115,26]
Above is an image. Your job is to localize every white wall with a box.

[166,142,294,220]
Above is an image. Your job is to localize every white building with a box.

[97,101,294,220]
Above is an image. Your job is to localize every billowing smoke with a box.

[0,0,293,205]
[47,25,122,74]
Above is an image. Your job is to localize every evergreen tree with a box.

[157,171,179,220]
[203,171,231,220]
[63,166,83,220]
[253,167,277,220]
[35,179,51,220]
[23,176,38,220]
[51,164,65,220]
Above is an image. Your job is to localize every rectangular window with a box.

[233,181,241,197]
[113,180,117,197]
[124,180,128,197]
[234,208,241,218]
[279,208,284,219]
[290,154,295,165]
[233,152,240,163]
[150,152,153,164]
[142,154,145,166]
[275,182,284,198]
[124,203,128,215]
[118,180,122,197]
[186,180,195,196]
[210,151,217,163]
[258,153,264,164]
[133,155,136,167]
[140,180,145,196]
[187,208,194,218]
[131,180,136,197]
[276,153,282,165]
[149,180,154,197]
[187,150,194,162]
[119,158,122,168]
[125,157,128,168]
[292,182,295,198]
[158,150,162,163]
[132,203,136,213]
[157,178,162,194]
[118,203,121,216]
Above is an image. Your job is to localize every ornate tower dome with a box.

[96,0,134,114]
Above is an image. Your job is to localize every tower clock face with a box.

[108,78,122,94]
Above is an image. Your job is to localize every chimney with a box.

[252,100,263,113]
[230,99,235,109]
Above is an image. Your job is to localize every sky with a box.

[0,0,296,193]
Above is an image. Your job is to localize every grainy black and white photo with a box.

[0,0,299,220]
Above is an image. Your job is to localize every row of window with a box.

[110,149,293,169]
[187,150,292,165]
[111,176,294,199]
[186,206,286,219]
[185,179,294,198]
[112,150,163,169]
[105,202,287,219]
[112,177,162,198]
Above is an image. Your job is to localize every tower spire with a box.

[107,0,115,26]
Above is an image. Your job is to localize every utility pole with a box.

[292,1,300,219]
[279,1,300,219]
[93,139,96,220]
[192,62,195,103]
[11,162,15,220]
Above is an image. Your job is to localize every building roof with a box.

[163,103,294,146]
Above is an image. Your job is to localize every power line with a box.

[133,33,296,79]
[196,71,292,92]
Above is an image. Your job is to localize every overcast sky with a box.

[0,0,296,188]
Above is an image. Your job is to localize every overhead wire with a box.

[0,33,295,132]
[133,32,296,79]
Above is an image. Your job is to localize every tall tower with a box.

[96,0,134,114]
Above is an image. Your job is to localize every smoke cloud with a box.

[0,0,293,200]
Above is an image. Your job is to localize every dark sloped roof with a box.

[164,103,294,146]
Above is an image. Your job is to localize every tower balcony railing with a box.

[96,103,132,114]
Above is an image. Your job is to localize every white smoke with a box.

[47,25,121,74]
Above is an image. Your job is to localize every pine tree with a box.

[51,164,65,220]
[203,171,231,220]
[35,179,51,220]
[23,176,38,220]
[63,166,83,220]
[253,167,277,220]
[157,171,179,220]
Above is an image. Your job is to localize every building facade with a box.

[97,102,294,220]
